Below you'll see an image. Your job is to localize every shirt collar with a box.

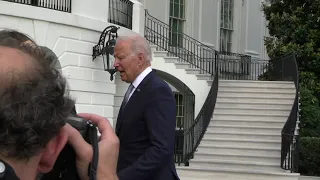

[132,67,152,88]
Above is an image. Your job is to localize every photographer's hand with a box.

[64,113,119,180]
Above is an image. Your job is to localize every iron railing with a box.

[145,10,219,75]
[175,72,219,165]
[173,85,195,164]
[144,11,299,170]
[145,10,255,79]
[258,53,300,172]
[272,53,299,172]
[218,51,256,80]
[108,0,133,30]
[2,0,71,12]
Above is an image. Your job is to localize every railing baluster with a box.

[108,0,133,30]
[3,0,71,12]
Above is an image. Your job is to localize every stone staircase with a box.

[147,41,300,179]
[176,80,300,180]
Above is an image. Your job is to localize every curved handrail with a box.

[261,52,299,172]
[277,53,299,172]
[175,72,219,165]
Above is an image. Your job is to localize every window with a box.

[220,0,234,52]
[174,93,184,129]
[169,0,185,47]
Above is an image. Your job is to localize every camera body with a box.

[41,114,95,180]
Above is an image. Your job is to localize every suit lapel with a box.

[115,71,156,135]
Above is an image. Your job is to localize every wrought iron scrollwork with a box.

[92,25,120,81]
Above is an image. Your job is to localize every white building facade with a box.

[0,0,270,126]
[0,1,303,179]
[144,0,270,60]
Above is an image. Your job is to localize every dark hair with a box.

[0,30,75,159]
[0,29,35,45]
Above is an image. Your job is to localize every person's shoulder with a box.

[149,75,172,93]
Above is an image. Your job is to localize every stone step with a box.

[152,51,167,57]
[206,125,282,135]
[193,152,279,164]
[211,119,284,128]
[185,68,200,74]
[175,62,190,69]
[204,131,281,141]
[217,96,295,104]
[163,56,179,63]
[215,101,292,109]
[176,167,300,180]
[214,107,290,116]
[217,90,295,99]
[196,74,213,80]
[189,159,281,172]
[212,111,289,120]
[218,80,295,88]
[200,137,281,149]
[197,145,281,157]
[218,86,296,93]
[212,112,288,121]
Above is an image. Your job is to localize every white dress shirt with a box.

[128,67,152,100]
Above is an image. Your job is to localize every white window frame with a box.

[220,0,234,52]
[169,0,186,47]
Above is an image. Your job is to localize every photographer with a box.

[0,30,119,180]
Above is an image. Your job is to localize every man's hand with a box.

[64,113,119,180]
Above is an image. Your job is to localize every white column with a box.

[131,0,145,36]
[71,0,109,22]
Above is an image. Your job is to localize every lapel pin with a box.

[137,88,140,92]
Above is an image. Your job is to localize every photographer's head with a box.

[0,30,75,178]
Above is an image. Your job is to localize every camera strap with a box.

[87,121,99,180]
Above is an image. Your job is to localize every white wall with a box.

[145,0,170,24]
[113,73,129,126]
[0,1,139,127]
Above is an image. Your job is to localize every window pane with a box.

[229,15,233,29]
[174,0,179,3]
[169,18,181,47]
[180,4,184,18]
[180,0,184,5]
[170,2,173,16]
[172,18,178,32]
[224,0,229,12]
[178,20,183,32]
[227,42,232,52]
[220,1,224,21]
[223,15,228,28]
[228,31,232,43]
[174,3,179,17]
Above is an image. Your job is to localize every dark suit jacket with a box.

[115,70,180,180]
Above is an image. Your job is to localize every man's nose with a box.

[113,59,119,68]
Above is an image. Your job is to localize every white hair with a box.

[116,35,152,62]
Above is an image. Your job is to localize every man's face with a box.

[113,40,140,83]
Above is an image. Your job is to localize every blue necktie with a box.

[123,84,134,106]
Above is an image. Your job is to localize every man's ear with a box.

[137,52,144,66]
[37,128,68,173]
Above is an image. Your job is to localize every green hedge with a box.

[299,137,320,176]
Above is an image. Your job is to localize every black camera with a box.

[41,110,99,180]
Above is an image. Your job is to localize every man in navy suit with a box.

[114,35,180,180]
